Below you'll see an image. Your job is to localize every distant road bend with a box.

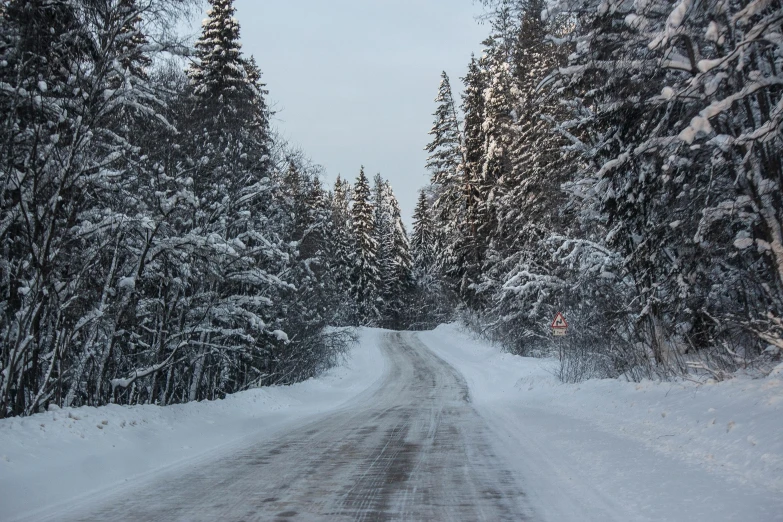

[60,332,534,521]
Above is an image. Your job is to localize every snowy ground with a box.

[2,325,782,521]
[419,324,783,521]
[0,329,387,522]
[45,331,534,521]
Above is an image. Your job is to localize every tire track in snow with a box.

[58,331,533,521]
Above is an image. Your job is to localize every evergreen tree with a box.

[166,0,291,400]
[410,190,451,329]
[188,0,246,100]
[330,176,357,324]
[475,31,518,304]
[185,0,270,196]
[380,182,415,329]
[113,0,152,84]
[373,173,392,311]
[426,72,464,195]
[425,72,465,293]
[411,191,437,276]
[455,56,488,308]
[241,55,272,155]
[187,0,270,174]
[272,160,349,382]
[350,167,380,324]
[486,0,574,354]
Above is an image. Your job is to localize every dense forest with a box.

[417,0,783,381]
[1,0,781,418]
[0,0,420,417]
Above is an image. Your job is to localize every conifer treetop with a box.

[426,71,464,185]
[115,0,151,81]
[188,0,248,99]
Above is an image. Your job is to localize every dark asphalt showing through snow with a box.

[60,332,534,521]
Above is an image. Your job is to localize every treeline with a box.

[331,168,441,330]
[0,0,418,418]
[417,0,783,381]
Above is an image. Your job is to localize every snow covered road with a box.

[52,331,533,521]
[420,325,783,522]
[5,328,782,521]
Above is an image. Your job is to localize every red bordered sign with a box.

[552,312,568,329]
[552,312,568,335]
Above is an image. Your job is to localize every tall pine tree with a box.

[351,167,380,324]
[380,182,415,329]
[188,0,246,99]
[425,72,465,296]
[456,56,488,308]
[411,191,437,277]
[329,175,357,324]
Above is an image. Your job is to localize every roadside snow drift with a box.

[0,328,387,522]
[418,324,783,522]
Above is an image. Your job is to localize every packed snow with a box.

[0,329,387,522]
[2,325,783,521]
[418,324,783,521]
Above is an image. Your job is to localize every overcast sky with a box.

[191,0,488,225]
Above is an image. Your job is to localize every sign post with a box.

[551,312,568,361]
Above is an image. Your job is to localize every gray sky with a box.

[192,0,488,225]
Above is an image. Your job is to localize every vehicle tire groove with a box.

[62,331,534,521]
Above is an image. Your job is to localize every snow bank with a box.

[0,328,388,522]
[418,324,783,522]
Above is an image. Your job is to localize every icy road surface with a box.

[27,328,782,522]
[57,332,534,521]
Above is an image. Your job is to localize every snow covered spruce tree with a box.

[350,167,381,325]
[411,192,438,286]
[425,71,465,296]
[473,15,520,309]
[409,191,450,328]
[112,0,153,85]
[329,175,358,325]
[373,173,393,317]
[455,56,489,309]
[105,0,278,402]
[138,0,352,400]
[378,180,415,329]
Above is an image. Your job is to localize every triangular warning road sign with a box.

[551,312,568,329]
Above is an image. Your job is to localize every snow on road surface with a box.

[2,326,782,521]
[22,331,535,521]
[420,324,783,522]
[0,329,387,522]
